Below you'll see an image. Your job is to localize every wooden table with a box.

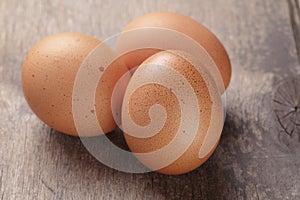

[1,0,300,199]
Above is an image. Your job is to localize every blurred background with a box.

[0,0,299,199]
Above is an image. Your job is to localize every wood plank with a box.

[0,0,299,199]
[287,0,300,63]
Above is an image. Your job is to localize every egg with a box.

[122,50,224,175]
[22,32,129,136]
[116,11,231,91]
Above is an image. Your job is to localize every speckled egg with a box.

[22,32,129,136]
[117,11,231,91]
[122,50,224,175]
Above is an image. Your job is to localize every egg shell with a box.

[22,32,129,136]
[117,11,231,90]
[122,50,224,175]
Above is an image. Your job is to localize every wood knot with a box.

[272,77,300,138]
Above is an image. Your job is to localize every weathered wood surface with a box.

[0,0,300,199]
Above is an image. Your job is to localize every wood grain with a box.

[0,0,300,199]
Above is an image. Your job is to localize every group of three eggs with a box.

[22,12,231,175]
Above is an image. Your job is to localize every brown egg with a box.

[122,50,224,175]
[117,11,231,91]
[22,32,129,136]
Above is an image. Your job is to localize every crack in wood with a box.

[275,111,295,136]
[41,179,55,194]
[272,77,300,138]
[273,99,293,108]
[287,0,300,64]
[282,110,295,120]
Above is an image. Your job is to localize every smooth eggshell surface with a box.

[122,50,224,175]
[117,11,231,91]
[22,32,129,136]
